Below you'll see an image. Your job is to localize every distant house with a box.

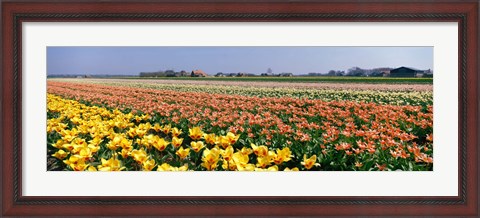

[390,67,424,77]
[191,69,208,77]
[380,70,390,77]
[179,70,188,77]
[422,69,433,78]
[179,70,188,76]
[215,72,225,77]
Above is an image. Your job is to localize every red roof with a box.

[192,70,208,76]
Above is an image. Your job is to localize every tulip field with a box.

[47,79,433,171]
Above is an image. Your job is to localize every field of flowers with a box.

[47,80,433,171]
[71,79,432,106]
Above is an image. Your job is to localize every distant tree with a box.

[326,70,345,76]
[347,67,366,76]
[267,68,273,74]
[179,70,188,77]
[370,71,384,77]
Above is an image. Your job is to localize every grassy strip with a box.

[110,76,433,84]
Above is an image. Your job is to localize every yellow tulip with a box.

[240,147,253,155]
[157,163,174,171]
[120,138,133,150]
[232,152,248,166]
[157,163,172,171]
[118,148,131,159]
[62,143,74,151]
[134,128,147,138]
[142,158,156,171]
[241,164,255,171]
[141,134,157,148]
[107,135,124,151]
[88,137,103,146]
[131,148,148,163]
[267,165,279,171]
[222,159,230,170]
[112,135,122,145]
[51,150,68,160]
[301,154,320,170]
[250,143,268,157]
[176,147,190,160]
[232,152,255,171]
[273,147,293,165]
[141,114,150,121]
[61,129,78,142]
[225,132,240,144]
[201,147,221,171]
[98,155,125,171]
[254,165,278,171]
[152,123,162,132]
[126,128,137,138]
[190,141,205,153]
[78,147,93,159]
[217,136,231,149]
[189,126,204,140]
[153,138,170,152]
[157,163,189,171]
[162,124,171,135]
[63,155,89,171]
[87,166,97,171]
[52,139,65,149]
[172,137,184,148]
[178,164,189,171]
[256,156,273,168]
[71,138,88,154]
[204,133,218,145]
[171,127,183,137]
[221,146,234,162]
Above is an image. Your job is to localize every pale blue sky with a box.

[47,46,433,75]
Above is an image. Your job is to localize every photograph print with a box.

[46,46,433,171]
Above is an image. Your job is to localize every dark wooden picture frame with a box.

[1,0,478,216]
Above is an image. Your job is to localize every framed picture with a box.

[1,0,478,216]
